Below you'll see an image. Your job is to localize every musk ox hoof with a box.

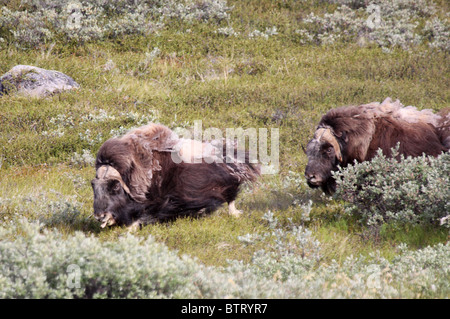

[127,221,142,232]
[228,201,242,218]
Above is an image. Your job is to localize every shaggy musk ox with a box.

[91,123,260,228]
[305,98,450,194]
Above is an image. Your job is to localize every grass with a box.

[0,0,449,295]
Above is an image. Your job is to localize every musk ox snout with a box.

[91,170,135,227]
[304,160,334,189]
[304,166,323,186]
[304,164,337,194]
[91,178,118,227]
[94,211,116,228]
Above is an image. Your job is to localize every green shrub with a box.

[295,0,449,52]
[1,0,448,52]
[1,217,448,298]
[0,0,232,48]
[0,218,200,298]
[333,146,450,228]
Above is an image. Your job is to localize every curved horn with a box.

[96,165,132,195]
[315,127,343,162]
[301,144,306,154]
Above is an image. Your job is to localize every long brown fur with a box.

[305,98,449,194]
[92,123,260,226]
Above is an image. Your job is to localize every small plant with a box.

[248,27,278,40]
[423,17,450,51]
[69,149,95,167]
[137,47,161,74]
[216,26,238,37]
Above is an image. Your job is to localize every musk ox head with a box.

[91,165,146,228]
[304,127,344,194]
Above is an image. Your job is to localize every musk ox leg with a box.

[127,215,159,230]
[228,201,242,218]
[127,220,142,232]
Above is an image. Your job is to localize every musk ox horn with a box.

[301,144,306,154]
[315,127,343,162]
[96,165,132,195]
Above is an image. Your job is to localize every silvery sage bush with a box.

[0,218,449,298]
[236,210,322,282]
[0,189,94,230]
[0,218,200,298]
[333,147,450,228]
[423,17,450,52]
[0,0,232,48]
[0,219,450,299]
[296,0,449,52]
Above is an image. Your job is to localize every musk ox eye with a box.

[324,147,333,155]
[107,180,121,193]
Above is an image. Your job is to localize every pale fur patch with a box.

[124,123,180,152]
[174,139,219,163]
[361,97,442,127]
[100,212,116,228]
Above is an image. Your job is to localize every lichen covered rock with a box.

[0,65,80,97]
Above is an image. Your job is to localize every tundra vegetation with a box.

[0,0,449,298]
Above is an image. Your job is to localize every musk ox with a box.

[91,123,260,228]
[305,97,450,194]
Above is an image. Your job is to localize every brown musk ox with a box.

[304,98,450,194]
[91,123,260,228]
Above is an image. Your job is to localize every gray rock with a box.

[0,65,80,98]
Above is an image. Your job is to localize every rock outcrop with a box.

[0,65,80,98]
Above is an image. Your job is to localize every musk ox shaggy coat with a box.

[91,123,260,228]
[305,98,450,194]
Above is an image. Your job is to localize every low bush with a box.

[1,216,448,298]
[334,146,450,228]
[1,0,448,52]
[295,0,449,52]
[0,0,232,48]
